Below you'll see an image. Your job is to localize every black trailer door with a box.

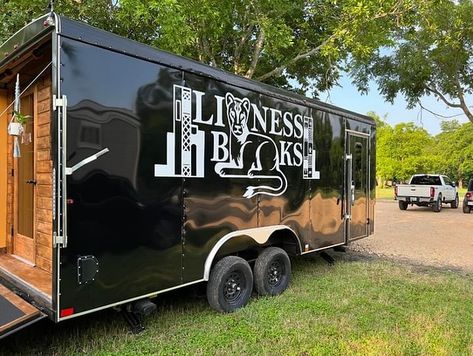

[0,283,46,339]
[346,131,370,241]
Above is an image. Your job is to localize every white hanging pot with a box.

[8,122,23,136]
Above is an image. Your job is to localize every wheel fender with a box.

[203,225,301,281]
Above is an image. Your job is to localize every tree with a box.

[367,112,394,187]
[371,114,434,184]
[0,0,422,96]
[352,0,473,124]
[432,120,473,186]
[0,1,131,43]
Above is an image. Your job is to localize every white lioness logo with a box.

[214,93,288,198]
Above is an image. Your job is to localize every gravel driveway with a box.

[351,199,473,272]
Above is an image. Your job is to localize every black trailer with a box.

[0,13,375,338]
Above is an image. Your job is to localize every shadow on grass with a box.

[1,251,472,355]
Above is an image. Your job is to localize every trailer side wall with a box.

[58,36,374,316]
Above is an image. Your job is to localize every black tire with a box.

[207,256,253,313]
[463,203,471,214]
[451,194,459,209]
[254,247,291,296]
[398,201,408,210]
[432,194,442,212]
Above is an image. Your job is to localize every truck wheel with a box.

[451,194,459,209]
[463,204,471,214]
[207,256,253,313]
[398,201,408,210]
[432,195,442,212]
[254,247,291,296]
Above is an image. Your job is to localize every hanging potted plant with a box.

[8,117,23,136]
[13,110,30,126]
[8,110,30,136]
[7,74,32,156]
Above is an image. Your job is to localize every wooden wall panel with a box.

[0,90,7,250]
[5,73,53,273]
[6,114,13,254]
[33,75,53,273]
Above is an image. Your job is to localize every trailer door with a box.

[346,131,370,241]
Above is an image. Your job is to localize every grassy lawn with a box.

[2,256,472,355]
[376,187,395,200]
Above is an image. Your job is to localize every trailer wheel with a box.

[206,256,253,313]
[451,194,459,209]
[432,195,442,212]
[398,201,408,210]
[254,247,291,296]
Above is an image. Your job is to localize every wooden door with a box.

[13,92,36,264]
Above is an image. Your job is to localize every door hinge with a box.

[53,95,67,111]
[11,169,14,177]
[54,233,65,246]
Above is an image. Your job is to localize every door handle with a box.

[65,148,110,175]
[346,153,353,219]
[26,179,37,185]
[351,180,355,205]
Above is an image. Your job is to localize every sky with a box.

[320,74,470,136]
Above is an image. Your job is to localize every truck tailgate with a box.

[0,283,46,339]
[397,185,431,197]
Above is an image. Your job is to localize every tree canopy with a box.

[373,113,473,186]
[0,0,423,97]
[352,0,473,124]
[431,120,473,184]
[370,112,434,184]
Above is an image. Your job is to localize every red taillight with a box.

[60,307,75,317]
[466,192,472,200]
[430,187,435,198]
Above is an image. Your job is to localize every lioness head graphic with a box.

[225,93,250,137]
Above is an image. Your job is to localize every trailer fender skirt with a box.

[203,225,300,281]
[0,284,46,339]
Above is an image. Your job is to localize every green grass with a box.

[376,187,395,200]
[2,256,473,355]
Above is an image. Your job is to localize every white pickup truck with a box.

[395,174,459,212]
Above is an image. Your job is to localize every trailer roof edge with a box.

[55,15,374,125]
[0,14,54,71]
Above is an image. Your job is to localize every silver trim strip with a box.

[300,242,346,255]
[203,225,302,281]
[61,94,68,247]
[58,279,205,321]
[54,15,62,322]
[345,129,370,137]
